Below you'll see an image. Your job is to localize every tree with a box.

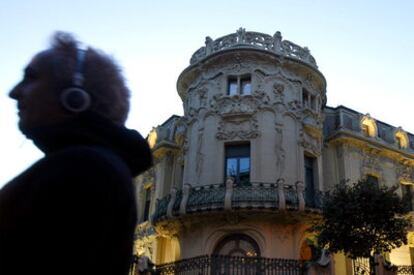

[314,180,411,259]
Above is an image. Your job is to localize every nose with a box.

[9,83,21,100]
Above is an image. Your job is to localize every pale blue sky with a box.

[1,0,413,186]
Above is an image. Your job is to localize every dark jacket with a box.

[0,112,152,275]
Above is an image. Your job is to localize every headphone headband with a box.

[60,48,91,113]
[73,48,86,87]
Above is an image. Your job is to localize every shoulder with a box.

[48,146,130,177]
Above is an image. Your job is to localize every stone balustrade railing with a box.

[152,179,322,223]
[190,27,318,68]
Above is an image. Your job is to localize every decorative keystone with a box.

[167,188,177,218]
[296,181,305,211]
[224,177,234,210]
[277,178,286,210]
[180,183,191,215]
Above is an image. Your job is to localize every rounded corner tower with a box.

[177,27,326,188]
[142,28,329,270]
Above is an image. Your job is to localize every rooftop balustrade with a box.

[189,27,318,69]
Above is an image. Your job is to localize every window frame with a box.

[226,74,252,96]
[304,155,317,207]
[143,186,152,221]
[225,143,251,185]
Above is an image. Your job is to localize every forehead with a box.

[25,50,54,73]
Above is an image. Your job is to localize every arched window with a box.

[360,115,377,138]
[213,234,260,257]
[395,128,409,149]
[147,129,158,149]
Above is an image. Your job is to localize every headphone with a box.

[60,48,91,113]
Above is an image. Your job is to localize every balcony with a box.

[152,179,322,223]
[130,255,304,275]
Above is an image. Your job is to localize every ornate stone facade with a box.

[133,29,414,274]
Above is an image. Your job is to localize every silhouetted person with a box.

[0,32,152,275]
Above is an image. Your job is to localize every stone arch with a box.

[203,227,266,256]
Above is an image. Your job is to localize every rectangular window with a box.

[366,175,379,185]
[143,187,152,221]
[227,75,251,96]
[302,88,309,108]
[225,144,250,185]
[241,76,251,95]
[402,184,413,211]
[227,77,238,96]
[304,155,316,207]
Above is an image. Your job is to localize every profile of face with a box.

[9,50,70,133]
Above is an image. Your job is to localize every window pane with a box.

[228,79,238,95]
[241,79,251,95]
[239,157,250,174]
[143,188,151,221]
[239,157,250,184]
[226,158,238,178]
[225,144,250,184]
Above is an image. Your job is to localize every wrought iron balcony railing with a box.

[190,27,318,69]
[152,179,322,223]
[130,255,304,275]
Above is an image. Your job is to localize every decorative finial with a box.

[205,36,213,54]
[236,27,246,43]
[273,31,282,53]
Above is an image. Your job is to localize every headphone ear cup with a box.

[60,88,91,113]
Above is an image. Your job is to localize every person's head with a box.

[9,32,130,134]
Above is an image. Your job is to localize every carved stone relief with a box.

[396,163,414,183]
[275,126,286,178]
[275,226,293,244]
[197,87,208,108]
[272,82,285,104]
[299,129,322,156]
[196,125,204,179]
[142,168,155,186]
[216,117,259,140]
[360,150,382,176]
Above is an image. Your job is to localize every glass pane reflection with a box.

[241,80,251,95]
[228,80,238,95]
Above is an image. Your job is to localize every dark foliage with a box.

[314,180,411,259]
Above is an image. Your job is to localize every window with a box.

[240,76,251,95]
[362,124,370,137]
[402,184,413,211]
[143,187,152,221]
[302,88,317,111]
[228,77,238,96]
[360,115,377,137]
[225,144,250,185]
[227,75,251,95]
[395,130,409,149]
[366,175,379,186]
[304,156,316,207]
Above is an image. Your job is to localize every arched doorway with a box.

[212,234,261,274]
[213,233,261,257]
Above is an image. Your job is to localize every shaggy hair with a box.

[47,31,130,125]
